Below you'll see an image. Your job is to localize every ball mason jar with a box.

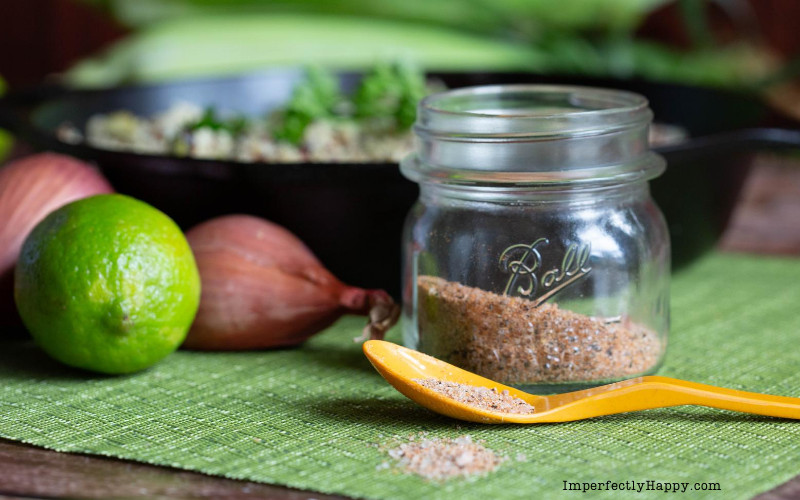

[400,85,670,393]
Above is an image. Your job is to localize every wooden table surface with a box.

[1,153,799,500]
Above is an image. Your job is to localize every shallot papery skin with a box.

[183,215,400,350]
[0,153,114,327]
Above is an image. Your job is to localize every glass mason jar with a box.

[400,85,670,393]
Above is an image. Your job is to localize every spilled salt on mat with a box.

[377,433,507,481]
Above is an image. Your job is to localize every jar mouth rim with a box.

[401,152,666,187]
[417,84,651,137]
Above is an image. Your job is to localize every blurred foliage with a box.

[70,0,771,89]
[65,14,541,87]
[80,0,671,34]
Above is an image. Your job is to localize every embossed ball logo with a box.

[499,238,592,306]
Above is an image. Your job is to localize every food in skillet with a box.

[57,64,687,162]
[57,63,429,163]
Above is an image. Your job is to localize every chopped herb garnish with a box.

[178,63,429,146]
[272,66,343,144]
[354,61,427,129]
[272,62,428,145]
[186,108,249,135]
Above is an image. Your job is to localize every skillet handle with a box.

[0,85,66,135]
[0,96,21,131]
[656,127,800,161]
[732,128,800,150]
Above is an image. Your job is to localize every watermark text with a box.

[563,480,721,493]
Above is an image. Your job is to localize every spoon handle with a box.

[548,376,800,422]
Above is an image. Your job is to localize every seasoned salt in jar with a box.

[400,85,670,393]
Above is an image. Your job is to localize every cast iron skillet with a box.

[2,70,800,296]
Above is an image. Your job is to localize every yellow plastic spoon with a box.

[363,340,800,424]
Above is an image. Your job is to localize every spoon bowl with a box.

[363,340,800,423]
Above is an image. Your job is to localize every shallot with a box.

[183,215,400,350]
[0,153,114,328]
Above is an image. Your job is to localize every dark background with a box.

[2,0,800,89]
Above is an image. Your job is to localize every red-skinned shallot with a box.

[0,153,114,328]
[183,215,400,350]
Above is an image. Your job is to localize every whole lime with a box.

[14,194,200,374]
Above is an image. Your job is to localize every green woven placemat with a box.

[2,252,800,499]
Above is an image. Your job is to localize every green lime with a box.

[14,194,200,374]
